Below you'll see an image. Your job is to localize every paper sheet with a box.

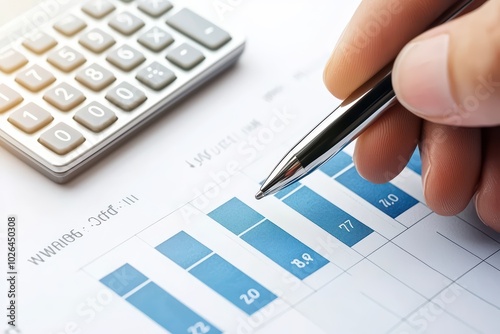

[1,1,500,333]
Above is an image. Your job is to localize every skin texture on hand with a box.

[324,0,500,230]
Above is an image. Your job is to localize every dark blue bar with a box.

[241,220,329,279]
[319,151,353,177]
[156,231,212,269]
[100,263,147,296]
[335,167,418,218]
[127,282,222,334]
[282,186,373,247]
[208,197,264,235]
[189,254,277,315]
[408,149,422,175]
[274,182,301,200]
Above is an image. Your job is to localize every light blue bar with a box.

[408,149,422,175]
[127,282,222,334]
[208,197,264,235]
[282,186,373,247]
[156,231,212,269]
[100,263,147,296]
[319,151,353,177]
[189,254,277,315]
[241,220,329,279]
[274,182,301,199]
[335,167,418,219]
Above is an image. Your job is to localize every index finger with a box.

[324,0,458,99]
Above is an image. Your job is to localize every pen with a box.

[256,0,474,200]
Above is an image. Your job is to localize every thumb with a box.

[392,1,500,127]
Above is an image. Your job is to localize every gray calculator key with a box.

[79,28,116,53]
[22,32,58,54]
[109,12,145,35]
[106,82,147,111]
[8,103,53,134]
[0,49,28,73]
[82,0,116,19]
[74,102,117,132]
[106,45,145,71]
[166,43,204,70]
[0,84,23,113]
[166,8,231,50]
[136,61,176,90]
[43,82,86,111]
[15,64,56,92]
[39,122,85,155]
[137,0,173,17]
[76,63,116,91]
[138,27,173,52]
[47,46,86,72]
[53,15,87,36]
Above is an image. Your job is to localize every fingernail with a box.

[393,34,457,118]
[474,194,489,227]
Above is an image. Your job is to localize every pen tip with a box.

[255,190,265,200]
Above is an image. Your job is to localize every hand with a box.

[324,0,500,230]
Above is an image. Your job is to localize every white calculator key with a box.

[43,82,86,111]
[166,43,204,70]
[137,0,173,17]
[38,122,85,155]
[8,103,53,134]
[106,45,145,71]
[81,0,116,19]
[0,49,28,73]
[76,63,116,91]
[106,82,147,111]
[136,61,176,90]
[0,84,23,113]
[53,15,87,36]
[108,12,145,36]
[22,32,58,54]
[15,64,56,92]
[79,28,116,53]
[47,46,87,72]
[74,102,117,132]
[137,27,173,52]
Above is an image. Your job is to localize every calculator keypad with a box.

[0,0,244,181]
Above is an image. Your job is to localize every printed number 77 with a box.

[339,220,354,232]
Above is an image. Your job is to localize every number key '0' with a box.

[39,122,85,155]
[106,82,146,111]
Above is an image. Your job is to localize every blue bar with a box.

[127,282,221,334]
[335,167,418,218]
[208,197,264,235]
[408,149,422,175]
[274,182,301,200]
[100,263,147,296]
[282,186,372,247]
[241,220,328,279]
[156,231,212,269]
[319,151,353,177]
[189,254,277,315]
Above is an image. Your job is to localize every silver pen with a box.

[256,0,474,200]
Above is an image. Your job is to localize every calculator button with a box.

[79,28,116,53]
[43,83,86,111]
[137,0,173,17]
[76,63,116,91]
[22,32,58,54]
[166,8,231,50]
[53,15,87,36]
[15,65,56,92]
[108,12,145,36]
[136,61,176,90]
[82,0,116,19]
[138,27,174,52]
[8,103,53,134]
[166,43,204,70]
[0,84,23,113]
[106,82,147,111]
[39,122,85,155]
[74,102,117,132]
[106,45,145,71]
[47,47,87,73]
[0,49,28,73]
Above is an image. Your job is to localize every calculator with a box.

[0,0,245,183]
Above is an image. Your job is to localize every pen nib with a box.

[255,190,264,200]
